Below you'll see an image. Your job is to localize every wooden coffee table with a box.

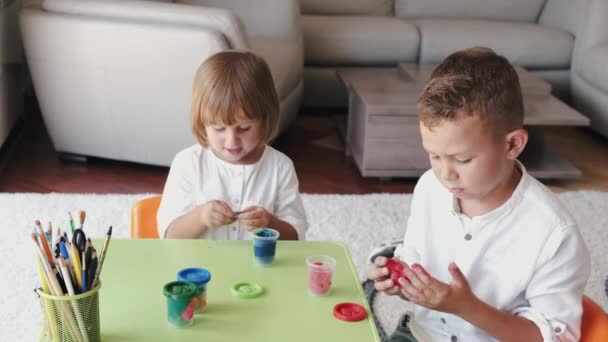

[337,64,590,179]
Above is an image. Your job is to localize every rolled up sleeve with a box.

[513,225,591,341]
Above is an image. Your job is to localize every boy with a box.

[368,47,590,341]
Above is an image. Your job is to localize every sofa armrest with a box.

[576,44,608,93]
[41,0,249,49]
[178,0,302,42]
[571,0,608,73]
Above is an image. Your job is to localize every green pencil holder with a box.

[37,283,101,342]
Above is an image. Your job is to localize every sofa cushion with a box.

[179,0,301,41]
[303,15,419,65]
[416,19,574,69]
[578,45,608,93]
[395,0,544,22]
[250,39,302,100]
[299,0,393,16]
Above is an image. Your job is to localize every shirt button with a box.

[555,327,562,333]
[451,336,457,342]
[234,198,240,204]
[440,317,446,324]
[464,233,472,241]
[232,226,237,232]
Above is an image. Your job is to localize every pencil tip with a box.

[108,226,113,235]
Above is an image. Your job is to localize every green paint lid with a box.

[163,281,198,300]
[231,282,264,299]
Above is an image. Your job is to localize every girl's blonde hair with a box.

[190,51,279,147]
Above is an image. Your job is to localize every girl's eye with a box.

[238,126,251,132]
[213,126,225,132]
[429,155,439,160]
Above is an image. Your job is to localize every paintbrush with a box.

[78,210,86,230]
[92,226,112,288]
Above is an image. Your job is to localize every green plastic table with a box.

[97,239,380,341]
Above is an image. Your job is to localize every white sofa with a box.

[300,0,608,138]
[1,0,26,148]
[20,0,303,166]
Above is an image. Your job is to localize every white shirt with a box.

[394,163,590,342]
[157,144,308,240]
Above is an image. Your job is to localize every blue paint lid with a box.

[177,267,211,285]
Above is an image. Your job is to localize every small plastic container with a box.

[306,255,336,296]
[177,268,211,312]
[163,281,197,328]
[252,228,280,266]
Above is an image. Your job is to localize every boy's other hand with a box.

[237,206,273,231]
[399,262,477,316]
[200,200,237,230]
[367,256,408,299]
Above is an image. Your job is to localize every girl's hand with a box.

[237,206,273,231]
[199,200,237,230]
[398,262,477,316]
[367,256,409,300]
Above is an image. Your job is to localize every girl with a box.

[157,51,307,240]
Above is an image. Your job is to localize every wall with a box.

[1,0,25,148]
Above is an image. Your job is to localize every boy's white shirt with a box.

[394,162,590,342]
[157,144,308,240]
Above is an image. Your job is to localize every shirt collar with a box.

[206,145,267,171]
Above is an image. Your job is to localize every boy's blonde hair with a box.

[418,47,524,139]
[190,51,279,147]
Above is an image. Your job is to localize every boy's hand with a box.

[237,206,273,231]
[398,262,477,316]
[199,200,237,230]
[367,256,409,300]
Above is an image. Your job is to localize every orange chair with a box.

[581,295,608,341]
[130,195,162,239]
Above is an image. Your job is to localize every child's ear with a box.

[505,128,528,160]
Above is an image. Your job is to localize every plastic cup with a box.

[306,255,336,296]
[177,268,211,312]
[252,228,280,266]
[163,281,198,328]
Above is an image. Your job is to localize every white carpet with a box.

[1,191,606,340]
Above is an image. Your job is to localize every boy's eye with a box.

[238,126,251,132]
[456,158,472,164]
[429,155,439,160]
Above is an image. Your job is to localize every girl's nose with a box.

[225,129,239,145]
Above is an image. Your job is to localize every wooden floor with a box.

[1,98,607,194]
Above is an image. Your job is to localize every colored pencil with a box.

[35,220,55,269]
[58,258,88,342]
[68,212,76,236]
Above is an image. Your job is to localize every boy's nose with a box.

[440,164,457,181]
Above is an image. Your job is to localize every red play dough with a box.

[385,258,409,288]
[309,265,332,295]
[181,299,195,321]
